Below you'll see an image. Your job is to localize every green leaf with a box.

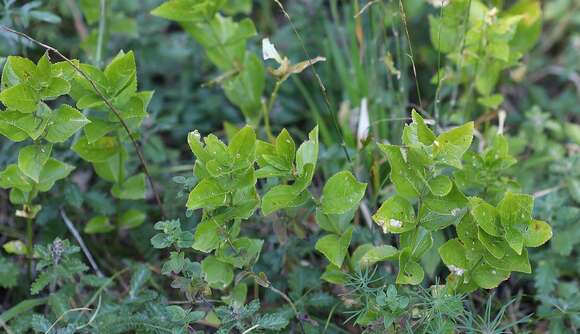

[484,247,531,274]
[523,220,552,247]
[428,175,452,196]
[193,219,220,253]
[201,255,233,289]
[478,229,506,259]
[257,313,289,331]
[379,144,427,199]
[84,215,114,234]
[223,53,265,123]
[506,0,542,54]
[93,149,127,183]
[470,197,501,237]
[316,209,354,235]
[321,264,348,284]
[187,178,227,210]
[12,108,51,140]
[119,209,146,230]
[0,297,48,323]
[402,110,436,146]
[497,192,533,254]
[162,252,186,275]
[187,130,211,162]
[18,144,52,183]
[45,105,90,143]
[111,173,146,200]
[315,227,353,268]
[359,245,398,267]
[396,248,424,285]
[85,118,115,144]
[227,125,256,169]
[400,227,433,259]
[275,129,295,169]
[0,111,28,142]
[34,53,52,84]
[295,127,319,176]
[505,225,524,255]
[129,265,151,297]
[472,263,510,289]
[72,136,120,162]
[1,56,36,88]
[217,237,263,268]
[151,0,224,22]
[372,195,416,234]
[104,51,136,98]
[0,83,38,113]
[438,239,468,269]
[0,164,33,192]
[37,159,74,192]
[497,192,533,227]
[477,94,504,109]
[41,77,71,100]
[433,122,474,169]
[420,184,468,231]
[0,257,19,288]
[151,233,173,249]
[184,15,256,70]
[3,240,28,255]
[261,164,314,215]
[427,0,469,53]
[321,171,367,215]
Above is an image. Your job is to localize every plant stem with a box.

[26,217,33,281]
[60,209,104,277]
[263,79,283,142]
[268,285,306,334]
[95,0,106,67]
[273,0,351,164]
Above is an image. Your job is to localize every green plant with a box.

[0,0,573,333]
[368,111,551,292]
[151,0,265,126]
[429,0,542,118]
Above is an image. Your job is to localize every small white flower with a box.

[448,265,465,276]
[357,98,370,144]
[262,38,283,64]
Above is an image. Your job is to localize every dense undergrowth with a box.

[0,0,578,333]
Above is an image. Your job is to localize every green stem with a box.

[263,79,283,142]
[26,217,33,282]
[95,0,106,67]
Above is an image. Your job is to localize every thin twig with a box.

[95,0,107,66]
[60,209,104,277]
[0,26,166,218]
[533,184,564,199]
[76,295,101,330]
[0,318,15,334]
[354,0,379,18]
[44,307,92,334]
[268,285,306,334]
[65,0,88,40]
[359,200,373,232]
[397,0,422,107]
[241,324,260,334]
[273,0,351,164]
